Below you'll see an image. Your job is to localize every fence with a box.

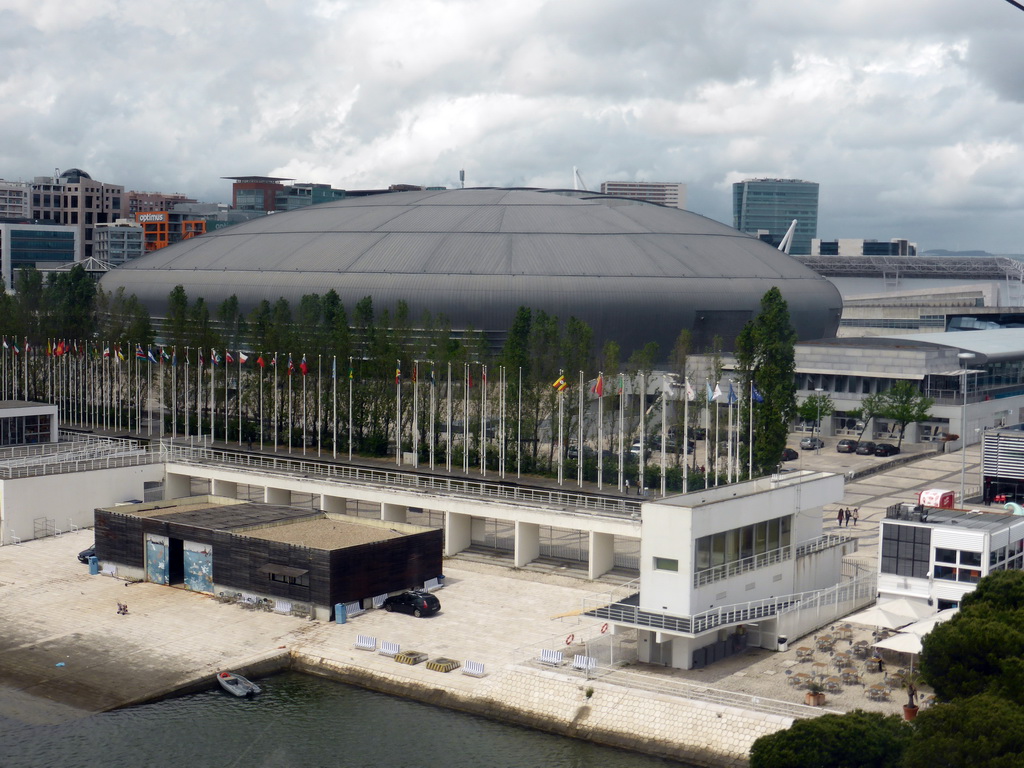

[776,574,877,643]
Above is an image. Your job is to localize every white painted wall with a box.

[0,463,164,544]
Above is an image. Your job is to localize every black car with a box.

[781,447,798,462]
[77,545,96,563]
[874,443,901,457]
[854,441,877,455]
[382,590,441,617]
[836,439,858,453]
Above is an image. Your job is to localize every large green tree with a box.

[901,694,1024,768]
[797,392,835,432]
[735,287,798,476]
[878,380,934,449]
[749,710,910,768]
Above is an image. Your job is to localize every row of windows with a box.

[880,524,931,579]
[694,515,792,574]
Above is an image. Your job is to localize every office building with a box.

[30,168,126,260]
[127,191,197,217]
[811,238,916,257]
[135,211,206,253]
[94,220,144,265]
[0,221,78,287]
[733,178,819,255]
[0,180,31,219]
[600,181,686,209]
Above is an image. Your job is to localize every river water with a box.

[0,672,692,768]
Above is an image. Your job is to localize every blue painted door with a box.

[183,543,213,593]
[145,535,168,584]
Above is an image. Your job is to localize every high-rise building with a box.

[0,222,78,287]
[94,220,144,265]
[0,180,31,219]
[30,168,126,260]
[223,176,347,212]
[127,191,197,217]
[732,178,819,255]
[599,181,687,209]
[135,211,206,253]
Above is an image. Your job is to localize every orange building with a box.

[135,211,206,252]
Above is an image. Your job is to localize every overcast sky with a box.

[2,0,1024,253]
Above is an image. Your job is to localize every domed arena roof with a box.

[60,168,92,181]
[102,188,841,356]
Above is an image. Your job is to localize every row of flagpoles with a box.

[9,338,766,494]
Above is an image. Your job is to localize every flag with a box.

[55,340,66,356]
[211,348,222,365]
[198,350,204,367]
[430,366,435,385]
[395,360,401,384]
[617,374,624,394]
[752,383,764,403]
[115,345,125,361]
[136,345,147,359]
[591,374,604,397]
[238,351,248,364]
[271,354,277,367]
[46,340,52,356]
[257,355,266,368]
[2,338,7,350]
[552,375,568,392]
[348,362,354,380]
[685,379,696,401]
[300,355,309,376]
[412,364,417,383]
[713,383,722,401]
[225,350,235,364]
[148,348,158,364]
[706,381,714,401]
[728,381,738,404]
[12,342,20,355]
[161,347,171,362]
[287,355,294,375]
[331,357,337,379]
[102,346,111,359]
[468,370,473,388]
[171,348,177,367]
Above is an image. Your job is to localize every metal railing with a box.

[0,433,159,479]
[693,546,791,588]
[161,441,642,519]
[795,533,852,558]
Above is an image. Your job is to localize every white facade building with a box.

[94,219,144,265]
[600,181,687,209]
[0,179,31,219]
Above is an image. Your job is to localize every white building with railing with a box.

[586,470,867,670]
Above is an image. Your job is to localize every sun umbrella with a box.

[876,598,936,621]
[874,632,923,654]
[845,605,916,630]
[902,608,959,638]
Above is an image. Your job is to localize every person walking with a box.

[853,508,859,526]
[845,508,852,526]
[837,508,845,527]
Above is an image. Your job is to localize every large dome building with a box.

[101,188,841,356]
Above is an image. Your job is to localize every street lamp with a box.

[814,387,825,453]
[958,352,977,506]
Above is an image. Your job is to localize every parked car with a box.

[382,590,441,617]
[836,439,858,453]
[854,441,877,455]
[77,544,96,563]
[781,447,798,462]
[874,443,901,457]
[800,436,824,450]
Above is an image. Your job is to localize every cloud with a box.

[1,0,1023,252]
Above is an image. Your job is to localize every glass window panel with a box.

[935,548,956,563]
[960,551,982,567]
[654,557,679,572]
[934,565,956,580]
[711,533,726,566]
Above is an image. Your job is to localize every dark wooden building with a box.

[94,497,442,615]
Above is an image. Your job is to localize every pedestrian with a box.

[837,508,844,527]
[853,508,859,526]
[845,508,852,526]
[624,478,630,493]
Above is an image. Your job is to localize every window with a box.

[654,557,679,572]
[935,548,956,564]
[961,550,982,567]
[880,523,931,578]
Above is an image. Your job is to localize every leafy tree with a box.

[902,694,1024,768]
[749,709,910,768]
[877,380,933,449]
[165,285,190,348]
[45,264,97,339]
[735,287,797,476]
[797,392,834,432]
[853,392,885,442]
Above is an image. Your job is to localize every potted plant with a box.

[902,671,923,720]
[804,680,826,707]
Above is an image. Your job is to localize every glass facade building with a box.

[732,178,819,256]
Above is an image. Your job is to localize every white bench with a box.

[424,577,443,592]
[379,641,401,657]
[371,593,389,609]
[354,635,377,652]
[344,601,365,618]
[462,660,486,677]
[572,654,597,672]
[538,649,563,666]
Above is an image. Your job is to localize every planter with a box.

[903,705,919,721]
[805,691,826,707]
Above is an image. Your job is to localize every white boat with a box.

[216,671,261,698]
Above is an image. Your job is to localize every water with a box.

[0,672,691,768]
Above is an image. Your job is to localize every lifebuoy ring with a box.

[565,633,575,645]
[600,623,609,634]
[219,672,230,678]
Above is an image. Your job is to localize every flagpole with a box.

[447,361,453,472]
[413,360,419,468]
[639,372,646,495]
[661,375,667,497]
[597,371,604,490]
[557,369,564,486]
[347,356,353,462]
[316,354,322,457]
[516,366,522,479]
[302,354,308,457]
[287,356,293,453]
[618,373,624,492]
[184,348,189,437]
[429,362,436,470]
[237,353,243,446]
[480,364,486,476]
[749,381,755,478]
[683,378,690,491]
[704,379,710,490]
[727,380,734,484]
[332,355,337,460]
[463,363,469,474]
[498,366,505,478]
[714,385,720,486]
[209,351,215,443]
[274,353,279,452]
[395,358,402,466]
[576,371,583,487]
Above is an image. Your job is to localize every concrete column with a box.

[165,472,192,499]
[381,503,407,523]
[321,495,347,514]
[514,521,540,567]
[589,531,615,580]
[211,479,237,499]
[265,486,291,505]
[445,511,472,556]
